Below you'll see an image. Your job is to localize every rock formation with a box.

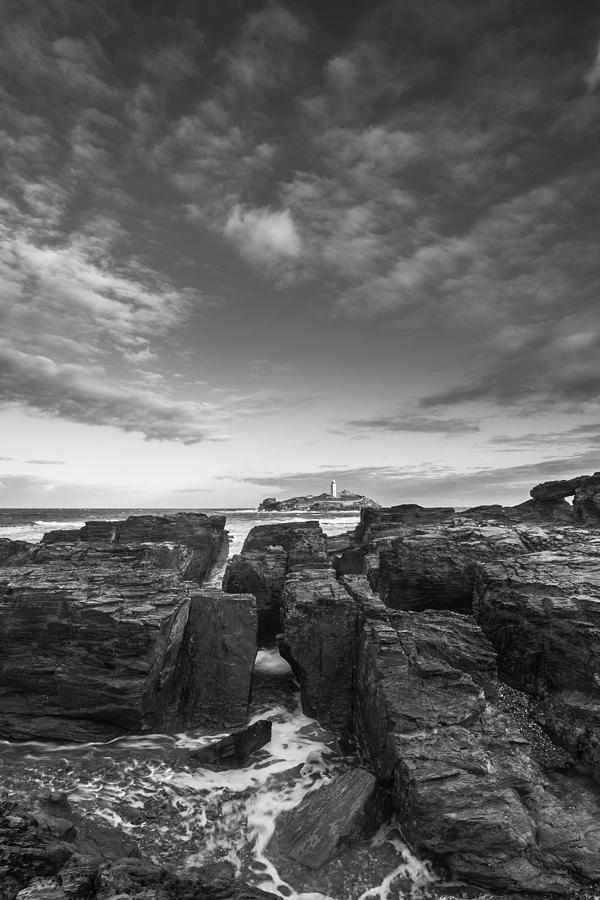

[0,514,255,742]
[223,522,328,640]
[0,561,256,741]
[41,512,229,584]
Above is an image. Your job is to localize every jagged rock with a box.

[223,523,327,640]
[0,563,256,741]
[185,719,272,769]
[273,769,390,868]
[530,472,600,502]
[354,609,600,894]
[473,550,600,777]
[279,568,357,733]
[41,514,229,584]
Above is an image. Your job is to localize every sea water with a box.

[0,508,440,899]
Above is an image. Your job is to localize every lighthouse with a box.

[330,480,337,499]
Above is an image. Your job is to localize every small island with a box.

[259,480,380,512]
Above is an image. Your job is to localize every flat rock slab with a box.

[273,768,390,869]
[185,719,272,768]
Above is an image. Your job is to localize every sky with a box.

[1,0,599,508]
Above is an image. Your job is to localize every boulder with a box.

[279,568,357,733]
[354,609,600,894]
[273,768,390,868]
[0,561,256,741]
[223,522,328,640]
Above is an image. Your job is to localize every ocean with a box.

[0,508,438,899]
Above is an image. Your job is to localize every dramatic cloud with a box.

[0,344,223,444]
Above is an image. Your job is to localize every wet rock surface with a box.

[273,768,390,868]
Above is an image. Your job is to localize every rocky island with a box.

[3,475,600,898]
[259,481,380,511]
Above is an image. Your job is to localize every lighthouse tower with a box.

[330,480,337,499]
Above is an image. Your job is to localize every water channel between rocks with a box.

[0,509,440,900]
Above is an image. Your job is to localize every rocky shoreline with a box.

[2,476,600,898]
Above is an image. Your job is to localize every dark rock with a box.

[279,568,357,733]
[222,549,287,638]
[223,523,327,640]
[354,609,600,894]
[473,550,600,777]
[377,524,559,613]
[185,719,272,769]
[355,504,454,541]
[41,514,229,585]
[273,769,390,869]
[530,472,600,502]
[0,565,256,741]
[461,499,574,525]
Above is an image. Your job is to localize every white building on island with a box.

[330,480,337,498]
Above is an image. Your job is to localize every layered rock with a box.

[530,472,600,524]
[0,559,256,741]
[354,609,600,894]
[41,513,229,584]
[474,549,600,778]
[223,522,328,640]
[279,568,357,732]
[376,524,568,613]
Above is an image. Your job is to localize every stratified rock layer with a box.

[41,513,229,584]
[354,609,600,894]
[0,558,256,741]
[223,522,328,640]
[474,548,600,779]
[279,568,357,732]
